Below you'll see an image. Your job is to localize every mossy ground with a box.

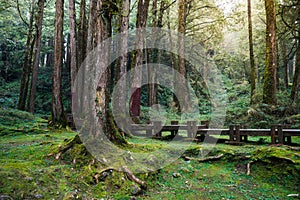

[1,130,299,199]
[0,109,300,199]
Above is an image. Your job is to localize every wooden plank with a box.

[283,129,300,136]
[196,129,230,135]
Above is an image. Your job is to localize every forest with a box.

[0,0,300,199]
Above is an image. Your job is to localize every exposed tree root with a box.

[122,166,147,189]
[54,134,82,159]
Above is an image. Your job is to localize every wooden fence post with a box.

[271,125,276,144]
[191,121,197,138]
[187,121,192,138]
[278,125,284,145]
[236,125,241,143]
[146,125,152,137]
[229,125,235,142]
[153,121,162,138]
[171,121,178,137]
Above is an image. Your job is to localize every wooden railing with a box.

[130,121,300,145]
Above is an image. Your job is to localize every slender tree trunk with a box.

[28,0,45,113]
[148,0,158,108]
[247,0,256,104]
[18,0,35,111]
[69,0,77,113]
[51,0,67,127]
[281,41,289,89]
[263,0,277,105]
[130,0,150,119]
[291,38,300,102]
[46,38,54,68]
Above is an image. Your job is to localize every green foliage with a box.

[0,81,20,109]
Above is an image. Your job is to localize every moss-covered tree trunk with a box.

[247,0,256,104]
[51,0,67,127]
[263,0,277,105]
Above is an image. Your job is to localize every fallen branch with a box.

[181,156,197,161]
[198,154,224,162]
[181,154,224,162]
[122,166,147,189]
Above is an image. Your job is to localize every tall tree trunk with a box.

[77,0,88,116]
[51,0,67,127]
[130,0,150,119]
[18,0,35,111]
[281,41,289,89]
[291,38,300,102]
[69,0,77,113]
[263,0,277,105]
[114,0,130,124]
[46,38,54,68]
[148,0,158,108]
[28,0,45,113]
[176,0,189,112]
[247,0,256,104]
[78,0,87,66]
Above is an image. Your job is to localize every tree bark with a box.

[46,38,54,68]
[114,0,130,125]
[18,0,35,111]
[263,0,277,105]
[78,0,87,66]
[247,0,256,104]
[51,0,67,127]
[69,0,77,113]
[291,38,300,102]
[280,40,289,89]
[176,0,189,112]
[28,0,45,113]
[130,0,150,119]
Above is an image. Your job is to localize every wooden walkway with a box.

[130,121,300,145]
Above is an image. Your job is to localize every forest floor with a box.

[1,110,300,199]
